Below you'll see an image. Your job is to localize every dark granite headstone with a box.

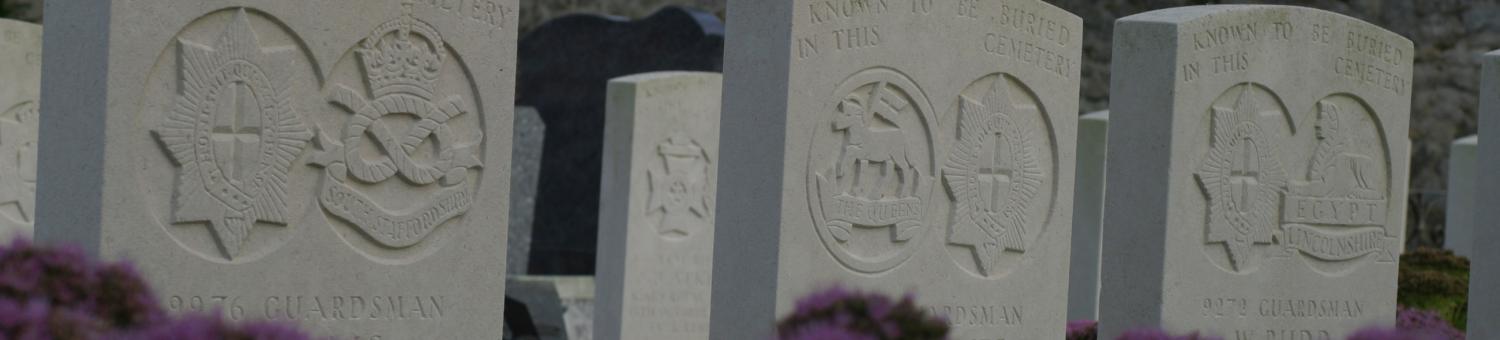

[504,279,568,340]
[509,106,545,275]
[517,6,723,274]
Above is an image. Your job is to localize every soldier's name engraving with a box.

[626,253,710,335]
[1201,297,1367,320]
[982,32,1076,79]
[1282,196,1384,225]
[1229,329,1334,340]
[167,294,447,322]
[925,304,1023,327]
[408,0,512,31]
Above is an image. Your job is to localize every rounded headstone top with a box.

[1119,4,1413,53]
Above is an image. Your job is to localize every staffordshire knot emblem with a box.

[311,10,483,248]
[152,10,313,260]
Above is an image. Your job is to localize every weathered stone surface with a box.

[518,6,723,274]
[1098,5,1411,338]
[1471,50,1500,340]
[36,2,517,337]
[1069,110,1107,321]
[0,18,38,242]
[1445,134,1475,257]
[511,106,546,275]
[712,1,1081,338]
[595,71,719,340]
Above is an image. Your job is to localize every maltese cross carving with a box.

[152,10,313,260]
[646,135,712,238]
[1195,85,1287,272]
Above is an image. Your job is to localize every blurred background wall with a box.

[2,0,1489,248]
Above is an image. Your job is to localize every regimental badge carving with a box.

[1195,84,1398,275]
[1195,84,1288,273]
[0,101,36,228]
[646,134,712,240]
[1281,97,1398,271]
[151,10,313,260]
[807,68,936,274]
[312,11,483,250]
[941,74,1053,278]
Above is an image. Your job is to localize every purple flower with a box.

[777,286,948,339]
[1067,319,1098,340]
[1348,307,1464,340]
[0,238,313,339]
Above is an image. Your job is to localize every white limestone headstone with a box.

[595,71,721,340]
[0,19,39,241]
[712,1,1082,338]
[1446,135,1476,257]
[36,2,518,337]
[1470,50,1500,340]
[1069,110,1107,321]
[1098,5,1412,338]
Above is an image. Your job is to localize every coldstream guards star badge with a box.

[941,79,1045,277]
[152,10,314,260]
[311,10,483,249]
[1195,84,1288,273]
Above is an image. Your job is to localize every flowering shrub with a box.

[776,286,949,340]
[1067,320,1098,340]
[0,238,313,339]
[1398,248,1468,330]
[1344,307,1466,340]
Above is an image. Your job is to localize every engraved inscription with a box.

[0,102,36,228]
[409,0,514,31]
[807,68,936,274]
[151,10,314,260]
[312,10,484,252]
[1195,84,1288,273]
[942,74,1054,278]
[646,134,712,239]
